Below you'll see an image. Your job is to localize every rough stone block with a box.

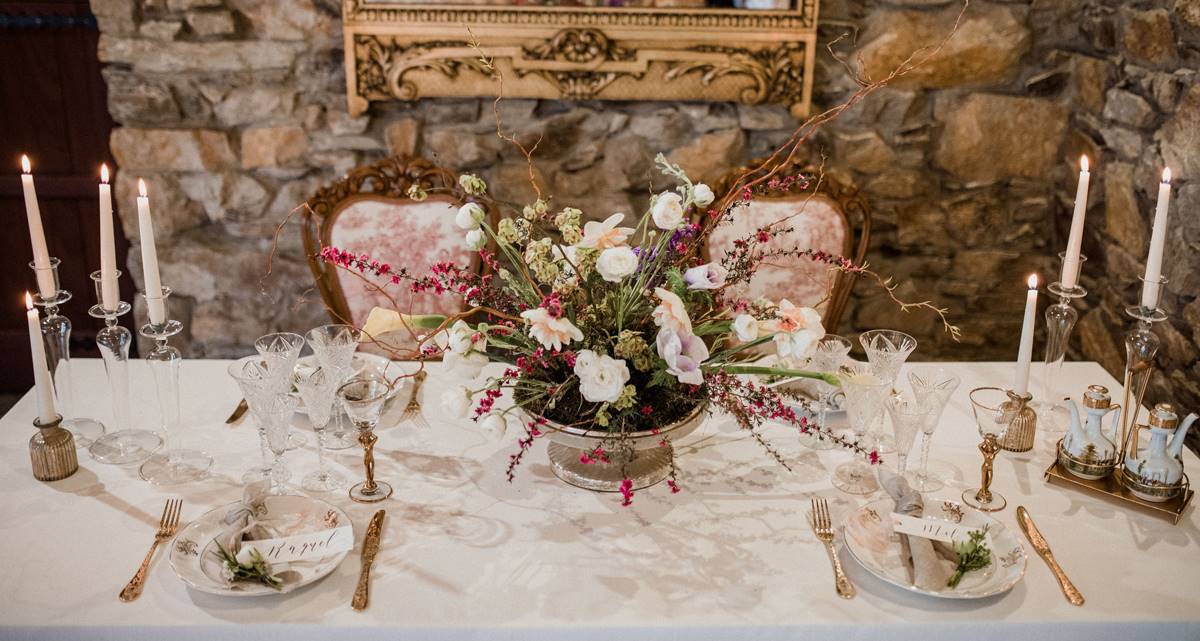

[1157,85,1200,179]
[214,87,296,126]
[241,126,309,168]
[1103,162,1148,255]
[667,128,745,185]
[1102,88,1156,128]
[385,118,420,158]
[111,127,236,171]
[1121,8,1179,68]
[103,69,180,125]
[187,10,236,37]
[140,19,183,40]
[99,36,304,73]
[933,93,1068,182]
[90,0,137,36]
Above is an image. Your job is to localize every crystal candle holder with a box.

[1034,252,1088,435]
[86,271,162,465]
[28,257,106,448]
[136,287,212,485]
[1118,277,1168,461]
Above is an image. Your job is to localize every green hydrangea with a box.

[458,174,488,196]
[554,207,582,229]
[497,218,522,244]
[561,224,582,245]
[612,384,637,410]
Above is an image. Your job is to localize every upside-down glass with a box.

[294,365,347,492]
[339,374,393,503]
[802,335,853,451]
[859,329,917,454]
[308,325,363,450]
[885,392,934,478]
[965,387,1019,512]
[833,365,890,495]
[227,356,294,484]
[906,368,961,492]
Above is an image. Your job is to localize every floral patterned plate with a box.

[842,497,1027,599]
[168,495,353,597]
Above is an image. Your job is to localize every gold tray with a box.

[1043,459,1193,524]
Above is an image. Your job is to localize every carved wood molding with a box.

[343,1,818,117]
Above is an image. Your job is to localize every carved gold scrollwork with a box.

[354,35,491,101]
[666,43,807,107]
[517,28,641,99]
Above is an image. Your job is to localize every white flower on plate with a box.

[440,385,473,418]
[692,183,715,207]
[656,327,709,385]
[651,287,693,335]
[651,191,685,230]
[456,202,486,230]
[770,299,825,360]
[683,261,728,290]
[480,413,507,439]
[465,229,487,250]
[444,350,489,379]
[573,350,630,404]
[596,246,639,283]
[732,314,759,341]
[520,307,583,351]
[577,212,634,250]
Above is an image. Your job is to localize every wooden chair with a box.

[301,156,481,339]
[706,161,872,333]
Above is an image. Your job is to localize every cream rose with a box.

[692,183,715,207]
[651,287,693,335]
[596,246,639,283]
[573,350,630,404]
[732,314,759,341]
[456,202,486,230]
[651,191,685,230]
[440,385,473,418]
[520,307,583,351]
[465,229,487,250]
[480,413,507,439]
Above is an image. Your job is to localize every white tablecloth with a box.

[0,359,1197,641]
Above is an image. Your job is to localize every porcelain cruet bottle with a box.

[1123,403,1197,502]
[1061,385,1121,480]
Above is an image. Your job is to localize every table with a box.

[1,359,1197,641]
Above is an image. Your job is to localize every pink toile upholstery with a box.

[329,197,473,328]
[708,196,849,310]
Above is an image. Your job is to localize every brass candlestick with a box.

[30,414,78,481]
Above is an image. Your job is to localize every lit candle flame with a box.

[1162,167,1172,184]
[20,155,31,174]
[24,292,33,311]
[100,164,110,184]
[1080,155,1089,172]
[137,178,147,197]
[1027,274,1039,290]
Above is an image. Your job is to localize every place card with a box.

[235,526,354,565]
[890,513,972,544]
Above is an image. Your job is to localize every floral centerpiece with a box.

[320,154,936,504]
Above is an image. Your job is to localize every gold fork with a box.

[400,370,428,427]
[120,499,182,602]
[811,497,856,599]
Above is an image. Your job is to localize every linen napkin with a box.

[879,469,959,590]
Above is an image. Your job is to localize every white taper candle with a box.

[1015,274,1039,396]
[1140,168,1172,309]
[25,293,58,424]
[1060,156,1090,289]
[136,178,167,325]
[99,165,119,311]
[20,156,56,299]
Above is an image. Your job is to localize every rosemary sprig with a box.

[214,542,284,590]
[947,526,992,588]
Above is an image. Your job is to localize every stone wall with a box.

[91,0,1198,414]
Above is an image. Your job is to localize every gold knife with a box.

[1017,506,1084,606]
[225,398,249,425]
[352,509,386,611]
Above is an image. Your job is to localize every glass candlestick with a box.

[29,257,106,448]
[1034,255,1088,434]
[86,271,162,465]
[1118,279,1167,462]
[137,287,212,484]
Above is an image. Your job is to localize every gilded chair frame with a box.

[302,155,486,326]
[708,163,871,332]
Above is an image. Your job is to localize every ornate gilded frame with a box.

[342,0,818,118]
[708,162,871,332]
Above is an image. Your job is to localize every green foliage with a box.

[947,526,992,588]
[214,542,283,590]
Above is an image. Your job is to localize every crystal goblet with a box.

[832,364,889,495]
[906,368,961,492]
[295,365,347,493]
[801,334,853,451]
[859,329,917,453]
[261,392,298,494]
[309,325,363,450]
[964,386,1018,512]
[228,356,294,485]
[885,392,934,478]
[254,332,305,380]
[339,374,393,503]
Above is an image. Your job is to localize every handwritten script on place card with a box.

[890,513,971,544]
[234,526,353,564]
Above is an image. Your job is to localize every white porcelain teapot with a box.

[1124,403,1197,499]
[1062,385,1121,480]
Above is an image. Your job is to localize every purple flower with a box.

[683,262,728,290]
[656,327,710,385]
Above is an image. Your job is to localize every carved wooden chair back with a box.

[706,162,871,333]
[302,156,480,351]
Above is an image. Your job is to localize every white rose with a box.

[651,191,685,230]
[456,202,486,230]
[446,320,480,355]
[732,314,759,341]
[444,350,488,379]
[480,413,507,440]
[596,246,639,283]
[465,229,487,250]
[573,350,630,404]
[692,183,714,207]
[440,385,473,418]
